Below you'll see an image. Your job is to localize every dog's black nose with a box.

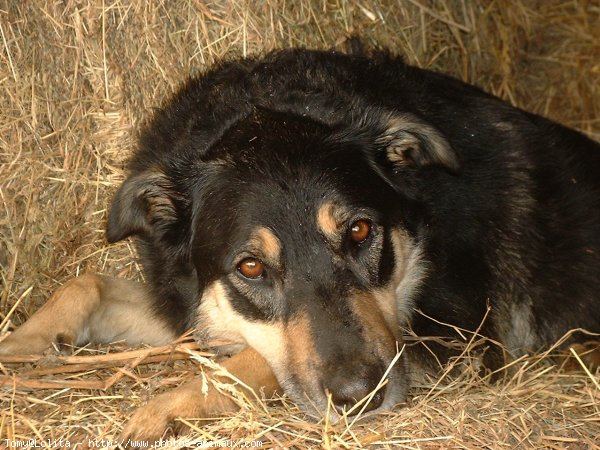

[325,373,385,414]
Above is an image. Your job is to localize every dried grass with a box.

[1,1,599,448]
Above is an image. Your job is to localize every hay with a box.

[1,0,599,448]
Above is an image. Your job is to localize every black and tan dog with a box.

[1,46,599,439]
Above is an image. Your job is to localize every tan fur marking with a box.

[317,202,340,237]
[197,280,288,378]
[286,311,320,378]
[372,286,400,338]
[253,226,281,261]
[196,282,328,408]
[196,281,245,348]
[121,347,280,441]
[349,291,399,359]
[390,228,427,324]
[87,277,175,346]
[0,274,174,355]
[562,341,600,372]
[280,310,330,407]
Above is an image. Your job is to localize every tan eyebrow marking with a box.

[251,226,281,261]
[317,201,354,242]
[317,202,340,238]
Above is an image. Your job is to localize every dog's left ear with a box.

[377,114,461,174]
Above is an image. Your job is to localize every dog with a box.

[1,45,599,441]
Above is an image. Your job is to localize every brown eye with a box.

[237,258,265,279]
[350,219,372,244]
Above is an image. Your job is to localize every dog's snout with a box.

[325,367,385,414]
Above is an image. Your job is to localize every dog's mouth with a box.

[277,348,408,419]
[243,292,410,419]
[274,316,410,418]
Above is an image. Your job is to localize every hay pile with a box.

[1,1,599,448]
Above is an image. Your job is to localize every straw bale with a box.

[1,1,599,448]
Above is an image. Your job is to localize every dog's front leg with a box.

[0,274,174,355]
[120,346,280,444]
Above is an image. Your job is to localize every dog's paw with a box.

[0,329,76,356]
[0,332,53,356]
[119,380,211,447]
[120,396,176,448]
[119,378,242,447]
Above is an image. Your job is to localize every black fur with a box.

[107,46,600,382]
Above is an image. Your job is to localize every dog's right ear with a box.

[106,170,180,243]
[377,114,461,174]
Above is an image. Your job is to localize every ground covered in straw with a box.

[1,1,599,448]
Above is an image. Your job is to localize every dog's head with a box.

[107,102,459,415]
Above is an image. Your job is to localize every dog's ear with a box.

[106,170,180,243]
[378,114,461,174]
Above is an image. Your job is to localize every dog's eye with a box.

[237,258,265,279]
[350,219,372,244]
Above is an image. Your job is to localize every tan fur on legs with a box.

[561,340,600,372]
[0,274,174,355]
[121,346,280,444]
